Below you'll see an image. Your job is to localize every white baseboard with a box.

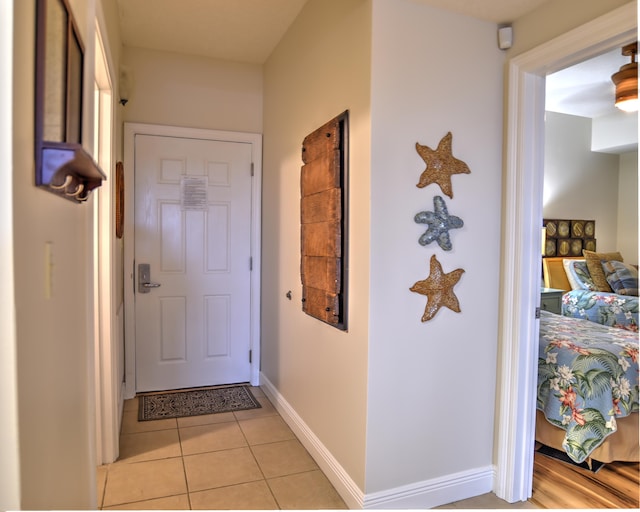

[363,466,494,509]
[259,373,365,509]
[259,372,495,510]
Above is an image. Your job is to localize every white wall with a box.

[0,0,20,509]
[543,112,621,252]
[617,151,639,264]
[13,0,99,508]
[122,47,263,134]
[592,112,638,154]
[119,45,263,423]
[262,0,372,493]
[366,0,504,499]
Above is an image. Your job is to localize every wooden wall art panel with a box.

[543,219,596,257]
[300,112,348,329]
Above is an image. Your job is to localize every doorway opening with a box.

[494,3,637,503]
[93,18,119,465]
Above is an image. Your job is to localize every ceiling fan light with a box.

[612,43,638,112]
[616,97,639,113]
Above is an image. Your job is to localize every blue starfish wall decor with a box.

[414,195,463,251]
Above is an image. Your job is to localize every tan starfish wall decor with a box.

[415,132,470,199]
[410,254,465,322]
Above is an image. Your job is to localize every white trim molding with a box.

[260,374,365,509]
[363,466,493,509]
[93,8,119,465]
[494,2,637,503]
[261,374,493,510]
[123,123,262,398]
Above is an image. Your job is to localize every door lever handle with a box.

[138,263,161,293]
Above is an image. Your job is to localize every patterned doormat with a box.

[138,385,261,421]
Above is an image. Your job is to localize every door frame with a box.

[93,8,119,465]
[123,123,262,399]
[494,2,637,502]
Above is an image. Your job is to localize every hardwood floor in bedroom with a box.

[531,451,640,509]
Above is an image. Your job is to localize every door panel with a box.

[134,134,252,392]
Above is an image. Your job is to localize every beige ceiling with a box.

[116,0,630,121]
[116,0,308,64]
[116,0,551,64]
[411,0,551,24]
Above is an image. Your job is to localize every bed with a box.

[536,251,640,462]
[536,310,639,464]
[543,256,639,331]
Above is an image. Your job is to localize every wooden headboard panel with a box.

[542,257,583,291]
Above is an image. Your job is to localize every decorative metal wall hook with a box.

[49,174,73,190]
[75,191,89,202]
[66,182,84,197]
[44,146,106,203]
[50,174,87,199]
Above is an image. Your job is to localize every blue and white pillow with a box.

[601,260,639,296]
[563,259,596,291]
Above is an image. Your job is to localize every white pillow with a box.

[562,259,596,291]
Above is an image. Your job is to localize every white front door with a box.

[134,134,253,392]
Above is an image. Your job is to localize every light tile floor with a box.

[98,386,536,510]
[97,387,347,510]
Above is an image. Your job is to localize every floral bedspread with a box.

[562,290,638,332]
[537,310,639,463]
